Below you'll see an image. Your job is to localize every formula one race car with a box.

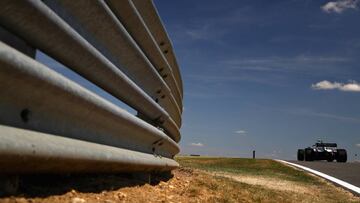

[297,141,347,162]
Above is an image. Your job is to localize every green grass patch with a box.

[176,156,318,183]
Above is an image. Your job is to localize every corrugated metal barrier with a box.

[0,0,182,174]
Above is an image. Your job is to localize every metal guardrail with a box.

[0,125,178,173]
[132,0,183,99]
[105,0,183,107]
[0,0,182,174]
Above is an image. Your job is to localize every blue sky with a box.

[36,0,360,161]
[154,0,360,160]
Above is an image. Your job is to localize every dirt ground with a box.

[0,167,359,203]
[3,168,194,203]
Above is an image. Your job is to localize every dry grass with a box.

[1,157,359,203]
[215,173,312,193]
[176,156,360,203]
[176,156,317,183]
[178,169,359,203]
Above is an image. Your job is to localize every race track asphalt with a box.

[289,161,360,188]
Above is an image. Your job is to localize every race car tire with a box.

[336,149,347,163]
[304,148,313,161]
[297,149,305,161]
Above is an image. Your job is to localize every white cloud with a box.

[221,55,350,74]
[356,143,360,147]
[186,29,208,40]
[321,0,360,14]
[189,142,204,147]
[341,82,360,91]
[184,24,227,42]
[312,80,360,92]
[311,80,342,90]
[286,108,360,123]
[235,130,247,134]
